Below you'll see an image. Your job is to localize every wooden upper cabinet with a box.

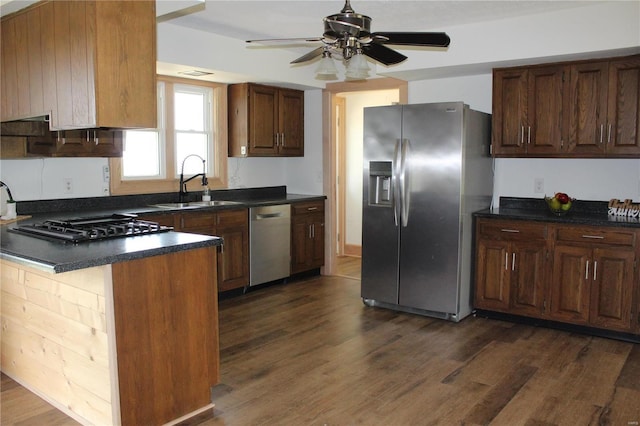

[0,0,156,130]
[492,68,528,155]
[492,65,566,156]
[567,61,609,155]
[229,83,304,157]
[493,54,640,158]
[607,56,640,156]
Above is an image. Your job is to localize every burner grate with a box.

[9,214,172,243]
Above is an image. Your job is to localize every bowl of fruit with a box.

[545,192,574,216]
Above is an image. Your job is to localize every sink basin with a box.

[188,200,242,207]
[151,200,242,209]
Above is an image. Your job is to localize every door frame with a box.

[321,78,408,276]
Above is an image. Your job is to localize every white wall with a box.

[0,157,109,201]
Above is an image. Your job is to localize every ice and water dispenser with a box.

[368,161,392,207]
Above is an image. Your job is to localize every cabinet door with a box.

[278,89,304,156]
[606,56,640,156]
[291,216,311,274]
[474,239,511,311]
[1,15,18,120]
[567,61,609,155]
[248,84,278,155]
[510,241,547,317]
[550,244,591,324]
[589,247,635,331]
[527,66,567,155]
[309,213,325,269]
[178,212,217,235]
[492,69,528,155]
[216,209,249,292]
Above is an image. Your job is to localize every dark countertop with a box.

[1,186,326,273]
[474,197,640,229]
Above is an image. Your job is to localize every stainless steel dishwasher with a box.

[249,204,291,286]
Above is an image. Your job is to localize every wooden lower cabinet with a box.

[475,218,639,335]
[140,209,249,292]
[551,227,636,331]
[475,219,548,317]
[291,200,325,274]
[215,209,249,292]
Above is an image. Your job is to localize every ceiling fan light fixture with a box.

[345,50,370,80]
[315,50,339,80]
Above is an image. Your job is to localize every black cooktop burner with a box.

[9,213,173,243]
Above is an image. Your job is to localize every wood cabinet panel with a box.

[589,247,635,331]
[1,0,156,130]
[550,244,591,324]
[112,247,219,426]
[568,61,609,155]
[493,54,640,158]
[474,219,547,316]
[291,200,325,274]
[27,129,123,157]
[476,217,639,335]
[607,56,640,155]
[229,83,304,157]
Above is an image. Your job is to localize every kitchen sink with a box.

[188,200,242,207]
[151,200,242,209]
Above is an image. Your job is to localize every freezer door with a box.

[397,103,464,313]
[361,105,402,303]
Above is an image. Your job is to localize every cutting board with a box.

[0,215,31,225]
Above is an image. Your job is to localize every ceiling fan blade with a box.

[246,37,323,44]
[361,43,407,66]
[291,46,324,64]
[372,32,451,47]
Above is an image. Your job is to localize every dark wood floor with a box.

[2,261,639,425]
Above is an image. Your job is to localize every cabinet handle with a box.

[505,252,509,270]
[500,229,520,233]
[281,133,285,147]
[307,207,318,211]
[585,260,589,280]
[512,252,516,271]
[527,126,531,145]
[581,235,604,239]
[94,130,99,145]
[309,224,312,239]
[520,125,524,146]
[607,124,612,144]
[86,130,91,143]
[312,223,315,238]
[593,260,597,280]
[57,131,66,145]
[599,124,604,144]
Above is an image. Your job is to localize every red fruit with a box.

[555,192,570,204]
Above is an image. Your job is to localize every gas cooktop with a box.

[9,213,173,244]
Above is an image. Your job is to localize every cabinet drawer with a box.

[292,201,325,216]
[216,209,248,228]
[477,219,547,241]
[180,212,216,231]
[555,227,635,247]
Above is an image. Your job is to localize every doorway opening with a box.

[322,78,408,279]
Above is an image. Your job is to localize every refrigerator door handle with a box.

[392,139,401,226]
[400,138,411,227]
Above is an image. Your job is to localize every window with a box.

[110,76,228,195]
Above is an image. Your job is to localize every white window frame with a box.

[110,76,228,195]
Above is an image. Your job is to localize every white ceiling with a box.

[166,0,602,41]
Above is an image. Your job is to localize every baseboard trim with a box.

[344,244,361,257]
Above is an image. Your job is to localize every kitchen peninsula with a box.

[1,218,222,425]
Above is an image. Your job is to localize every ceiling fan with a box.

[246,0,450,74]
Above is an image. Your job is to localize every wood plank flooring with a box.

[2,263,640,425]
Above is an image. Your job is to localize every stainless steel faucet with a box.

[178,154,208,203]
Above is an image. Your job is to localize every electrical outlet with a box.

[102,165,110,183]
[102,187,110,196]
[64,178,73,194]
[534,178,544,194]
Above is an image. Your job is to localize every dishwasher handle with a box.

[255,212,283,219]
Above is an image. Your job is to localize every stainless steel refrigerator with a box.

[361,102,492,322]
